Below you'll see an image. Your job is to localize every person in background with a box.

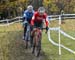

[22,5,34,41]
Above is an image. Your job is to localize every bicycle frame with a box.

[32,27,42,57]
[33,28,41,45]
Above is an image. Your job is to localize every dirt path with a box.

[2,31,48,60]
[8,39,47,60]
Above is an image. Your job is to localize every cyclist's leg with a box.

[37,23,43,50]
[23,22,28,40]
[30,25,33,47]
[23,26,27,40]
[39,31,42,50]
[25,24,30,48]
[31,23,38,44]
[26,25,30,41]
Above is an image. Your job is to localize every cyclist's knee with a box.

[39,30,42,36]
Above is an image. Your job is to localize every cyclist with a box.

[31,7,49,32]
[23,5,34,40]
[30,7,49,48]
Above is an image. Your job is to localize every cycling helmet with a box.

[38,7,45,15]
[27,5,33,12]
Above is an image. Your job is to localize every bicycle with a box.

[31,27,47,57]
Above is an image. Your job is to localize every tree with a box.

[43,0,75,14]
[43,0,59,14]
[0,0,28,19]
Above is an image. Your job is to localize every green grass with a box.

[0,23,48,60]
[0,19,75,60]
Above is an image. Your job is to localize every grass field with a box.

[0,19,75,60]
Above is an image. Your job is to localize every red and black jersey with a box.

[31,11,49,27]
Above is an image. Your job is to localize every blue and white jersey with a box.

[23,10,34,23]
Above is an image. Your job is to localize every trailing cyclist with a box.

[23,5,34,39]
[22,5,34,48]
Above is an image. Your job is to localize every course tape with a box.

[48,30,75,54]
[49,27,75,40]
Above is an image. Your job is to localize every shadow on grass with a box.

[0,31,49,60]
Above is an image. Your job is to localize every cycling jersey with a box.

[23,10,34,23]
[31,11,49,27]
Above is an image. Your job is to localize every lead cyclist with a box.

[30,7,49,48]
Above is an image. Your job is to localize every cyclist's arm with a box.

[23,11,27,22]
[44,13,49,27]
[31,12,36,26]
